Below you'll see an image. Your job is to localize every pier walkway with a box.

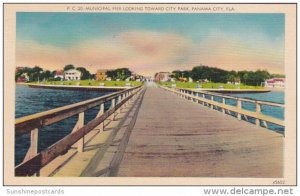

[44,86,283,177]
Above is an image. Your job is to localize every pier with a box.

[15,84,283,177]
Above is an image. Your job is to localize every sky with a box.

[16,12,285,77]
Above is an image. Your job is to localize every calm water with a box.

[15,85,113,165]
[228,91,284,104]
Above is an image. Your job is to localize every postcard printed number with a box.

[273,180,285,184]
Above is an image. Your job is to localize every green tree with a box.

[107,68,131,80]
[63,64,75,71]
[271,74,285,78]
[190,65,228,83]
[42,70,52,81]
[172,70,182,80]
[76,67,92,80]
[239,70,270,86]
[29,66,43,81]
[182,70,191,78]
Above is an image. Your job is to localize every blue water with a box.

[15,85,113,166]
[228,91,284,104]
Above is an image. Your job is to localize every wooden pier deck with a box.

[44,86,283,177]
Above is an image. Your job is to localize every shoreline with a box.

[265,87,285,92]
[179,88,272,94]
[17,83,134,92]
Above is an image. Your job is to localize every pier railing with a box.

[160,86,284,131]
[15,85,144,176]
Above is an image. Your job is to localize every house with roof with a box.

[96,69,108,81]
[54,70,64,80]
[64,69,82,81]
[264,78,285,88]
[16,73,29,83]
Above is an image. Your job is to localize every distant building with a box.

[96,69,108,81]
[154,72,171,82]
[131,72,144,81]
[16,73,29,83]
[264,78,285,88]
[54,70,64,80]
[64,69,82,81]
[178,77,187,82]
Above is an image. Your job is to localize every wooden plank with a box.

[116,87,283,177]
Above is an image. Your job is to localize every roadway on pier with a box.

[115,86,283,177]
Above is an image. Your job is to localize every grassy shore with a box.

[28,80,143,87]
[159,81,264,89]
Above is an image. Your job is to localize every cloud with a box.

[16,31,193,76]
[118,31,192,61]
[187,31,284,73]
[16,30,284,76]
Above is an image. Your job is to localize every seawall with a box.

[23,83,132,92]
[186,88,271,94]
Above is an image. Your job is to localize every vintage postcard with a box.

[3,3,297,186]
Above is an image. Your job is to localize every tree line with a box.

[15,65,94,82]
[106,68,132,80]
[15,64,133,82]
[171,65,283,86]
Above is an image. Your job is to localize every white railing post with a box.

[97,103,104,117]
[72,112,85,152]
[257,102,268,128]
[256,102,261,126]
[23,128,39,162]
[111,98,116,120]
[196,92,200,104]
[222,98,226,114]
[95,103,105,132]
[202,93,206,106]
[118,95,122,104]
[237,99,242,120]
[117,95,122,113]
[210,95,214,109]
[111,98,116,108]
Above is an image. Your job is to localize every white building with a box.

[64,69,82,81]
[264,78,285,88]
